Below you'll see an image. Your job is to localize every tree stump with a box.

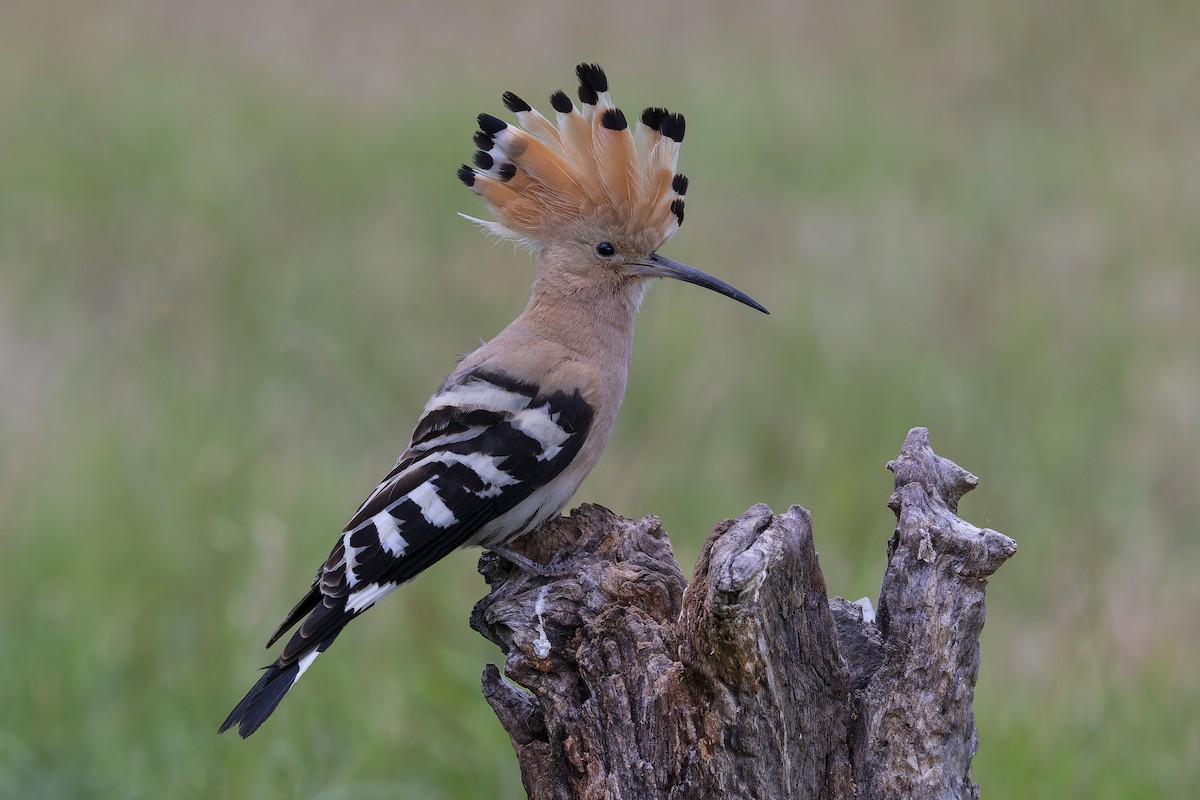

[470,428,1017,799]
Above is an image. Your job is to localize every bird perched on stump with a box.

[220,62,767,738]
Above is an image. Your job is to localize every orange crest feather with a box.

[458,64,688,251]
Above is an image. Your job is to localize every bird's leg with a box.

[486,545,589,578]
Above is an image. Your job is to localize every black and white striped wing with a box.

[220,369,593,737]
[296,369,593,637]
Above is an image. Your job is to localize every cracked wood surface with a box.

[471,428,1016,799]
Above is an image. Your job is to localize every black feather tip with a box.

[575,63,608,93]
[549,90,572,114]
[600,108,628,131]
[473,130,494,150]
[502,91,531,113]
[659,112,686,143]
[672,173,689,195]
[497,162,516,182]
[477,113,507,135]
[472,150,494,170]
[641,107,668,131]
[670,198,685,225]
[457,164,475,187]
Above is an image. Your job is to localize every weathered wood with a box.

[470,428,1016,799]
[854,428,1018,800]
[677,504,853,798]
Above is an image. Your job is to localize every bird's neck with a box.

[515,267,644,366]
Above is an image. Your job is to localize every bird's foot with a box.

[487,546,587,578]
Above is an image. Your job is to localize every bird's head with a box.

[458,63,767,314]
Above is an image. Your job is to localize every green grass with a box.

[2,2,1197,797]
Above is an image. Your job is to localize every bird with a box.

[219,62,767,738]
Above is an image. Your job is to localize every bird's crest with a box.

[457,63,688,251]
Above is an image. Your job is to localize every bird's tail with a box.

[219,661,305,738]
[219,590,353,738]
[218,641,331,738]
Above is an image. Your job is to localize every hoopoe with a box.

[220,63,766,738]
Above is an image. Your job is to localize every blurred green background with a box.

[2,1,1197,797]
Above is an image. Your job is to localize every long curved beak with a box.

[630,253,769,314]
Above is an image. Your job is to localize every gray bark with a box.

[471,428,1017,799]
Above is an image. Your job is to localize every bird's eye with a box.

[595,242,616,258]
